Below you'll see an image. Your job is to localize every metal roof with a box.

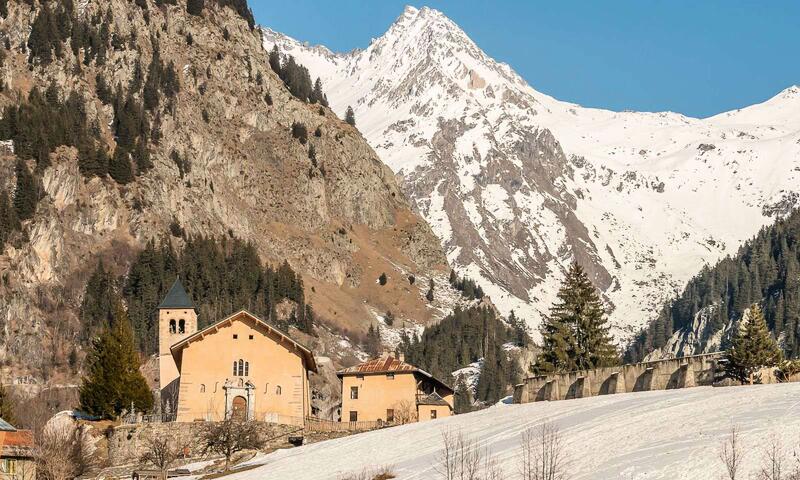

[0,418,15,432]
[337,354,454,394]
[158,278,195,310]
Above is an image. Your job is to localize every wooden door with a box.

[231,395,247,420]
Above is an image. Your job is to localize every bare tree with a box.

[201,419,265,471]
[519,422,569,480]
[35,419,95,480]
[392,400,418,425]
[435,428,499,480]
[139,433,181,479]
[719,426,745,480]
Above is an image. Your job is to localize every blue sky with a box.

[251,1,799,118]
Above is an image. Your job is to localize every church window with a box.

[249,335,254,340]
[169,320,176,333]
[178,319,186,333]
[276,385,282,395]
[233,359,250,376]
[200,384,205,393]
[233,334,238,339]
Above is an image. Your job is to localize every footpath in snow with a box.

[227,383,800,479]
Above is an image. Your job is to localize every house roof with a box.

[337,354,454,394]
[170,310,317,372]
[0,428,34,458]
[158,278,195,310]
[0,418,15,432]
[417,391,452,408]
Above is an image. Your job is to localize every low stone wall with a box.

[106,421,302,467]
[513,353,724,404]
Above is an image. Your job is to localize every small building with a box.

[338,352,453,424]
[157,279,318,423]
[0,418,35,480]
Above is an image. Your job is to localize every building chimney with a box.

[399,352,405,362]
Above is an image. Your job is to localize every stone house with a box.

[157,279,317,423]
[0,418,35,480]
[338,352,453,424]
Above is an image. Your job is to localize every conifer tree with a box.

[12,159,38,221]
[0,189,18,248]
[79,302,153,418]
[535,262,618,374]
[0,382,14,424]
[725,304,783,384]
[268,46,282,76]
[186,0,205,16]
[109,148,134,184]
[344,106,356,127]
[453,375,472,414]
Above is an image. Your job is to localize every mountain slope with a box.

[0,0,447,385]
[224,384,800,479]
[264,6,800,341]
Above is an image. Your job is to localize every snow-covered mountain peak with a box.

[265,8,800,344]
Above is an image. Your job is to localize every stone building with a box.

[157,279,317,423]
[338,352,453,424]
[0,418,35,480]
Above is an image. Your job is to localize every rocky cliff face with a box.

[267,6,800,342]
[0,0,447,385]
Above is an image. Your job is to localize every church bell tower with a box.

[158,278,198,393]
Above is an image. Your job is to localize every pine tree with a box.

[426,279,435,302]
[344,106,356,127]
[0,189,18,248]
[535,262,618,373]
[725,304,783,384]
[186,0,205,16]
[453,375,472,414]
[12,159,37,221]
[109,148,134,184]
[0,382,14,424]
[79,301,154,418]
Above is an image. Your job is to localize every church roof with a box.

[158,278,195,310]
[170,310,317,372]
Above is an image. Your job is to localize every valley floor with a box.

[226,383,800,479]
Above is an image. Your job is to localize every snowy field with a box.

[229,383,800,480]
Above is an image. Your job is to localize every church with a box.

[157,279,318,423]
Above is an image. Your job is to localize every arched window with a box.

[233,359,250,377]
[244,361,249,377]
[233,361,237,376]
[276,385,282,395]
[200,384,205,393]
[238,359,244,376]
[169,320,176,333]
[178,319,186,333]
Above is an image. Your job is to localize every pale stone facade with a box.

[157,281,317,423]
[338,353,453,423]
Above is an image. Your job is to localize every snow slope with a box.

[263,7,800,341]
[228,383,800,479]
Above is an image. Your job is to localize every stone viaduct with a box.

[513,352,724,404]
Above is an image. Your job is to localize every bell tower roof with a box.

[158,278,195,310]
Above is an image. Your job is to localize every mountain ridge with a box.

[264,6,800,342]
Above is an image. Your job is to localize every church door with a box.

[231,396,247,421]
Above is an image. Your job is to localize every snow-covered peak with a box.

[265,8,800,344]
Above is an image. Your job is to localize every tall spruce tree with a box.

[0,382,14,424]
[12,159,37,221]
[453,375,472,414]
[724,304,783,384]
[79,301,153,418]
[535,262,618,374]
[344,106,356,127]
